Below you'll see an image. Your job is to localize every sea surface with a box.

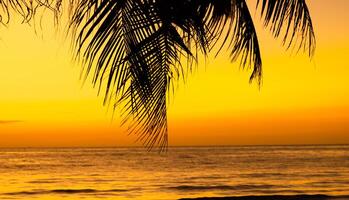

[0,145,348,200]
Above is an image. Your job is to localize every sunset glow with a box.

[1,0,349,147]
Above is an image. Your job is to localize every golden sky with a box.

[1,0,349,147]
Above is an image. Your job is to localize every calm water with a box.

[0,145,348,200]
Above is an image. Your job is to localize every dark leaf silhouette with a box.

[0,0,316,151]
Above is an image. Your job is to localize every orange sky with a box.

[1,0,349,147]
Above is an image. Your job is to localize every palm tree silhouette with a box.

[1,0,315,151]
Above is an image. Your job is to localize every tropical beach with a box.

[1,0,349,199]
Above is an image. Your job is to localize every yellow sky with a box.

[1,0,349,147]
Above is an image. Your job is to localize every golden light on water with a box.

[1,2,349,200]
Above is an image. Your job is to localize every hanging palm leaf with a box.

[70,0,315,151]
[0,0,316,151]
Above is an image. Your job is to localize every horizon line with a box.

[0,143,348,149]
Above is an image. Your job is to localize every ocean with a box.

[0,145,348,200]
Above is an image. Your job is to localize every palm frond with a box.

[68,0,315,151]
[207,0,262,83]
[257,0,316,56]
[0,0,317,151]
[0,0,63,25]
[71,0,204,151]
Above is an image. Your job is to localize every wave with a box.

[167,184,276,191]
[2,188,129,196]
[179,194,349,200]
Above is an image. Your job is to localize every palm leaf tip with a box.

[232,0,263,85]
[257,0,316,57]
[207,0,263,85]
[0,0,65,26]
